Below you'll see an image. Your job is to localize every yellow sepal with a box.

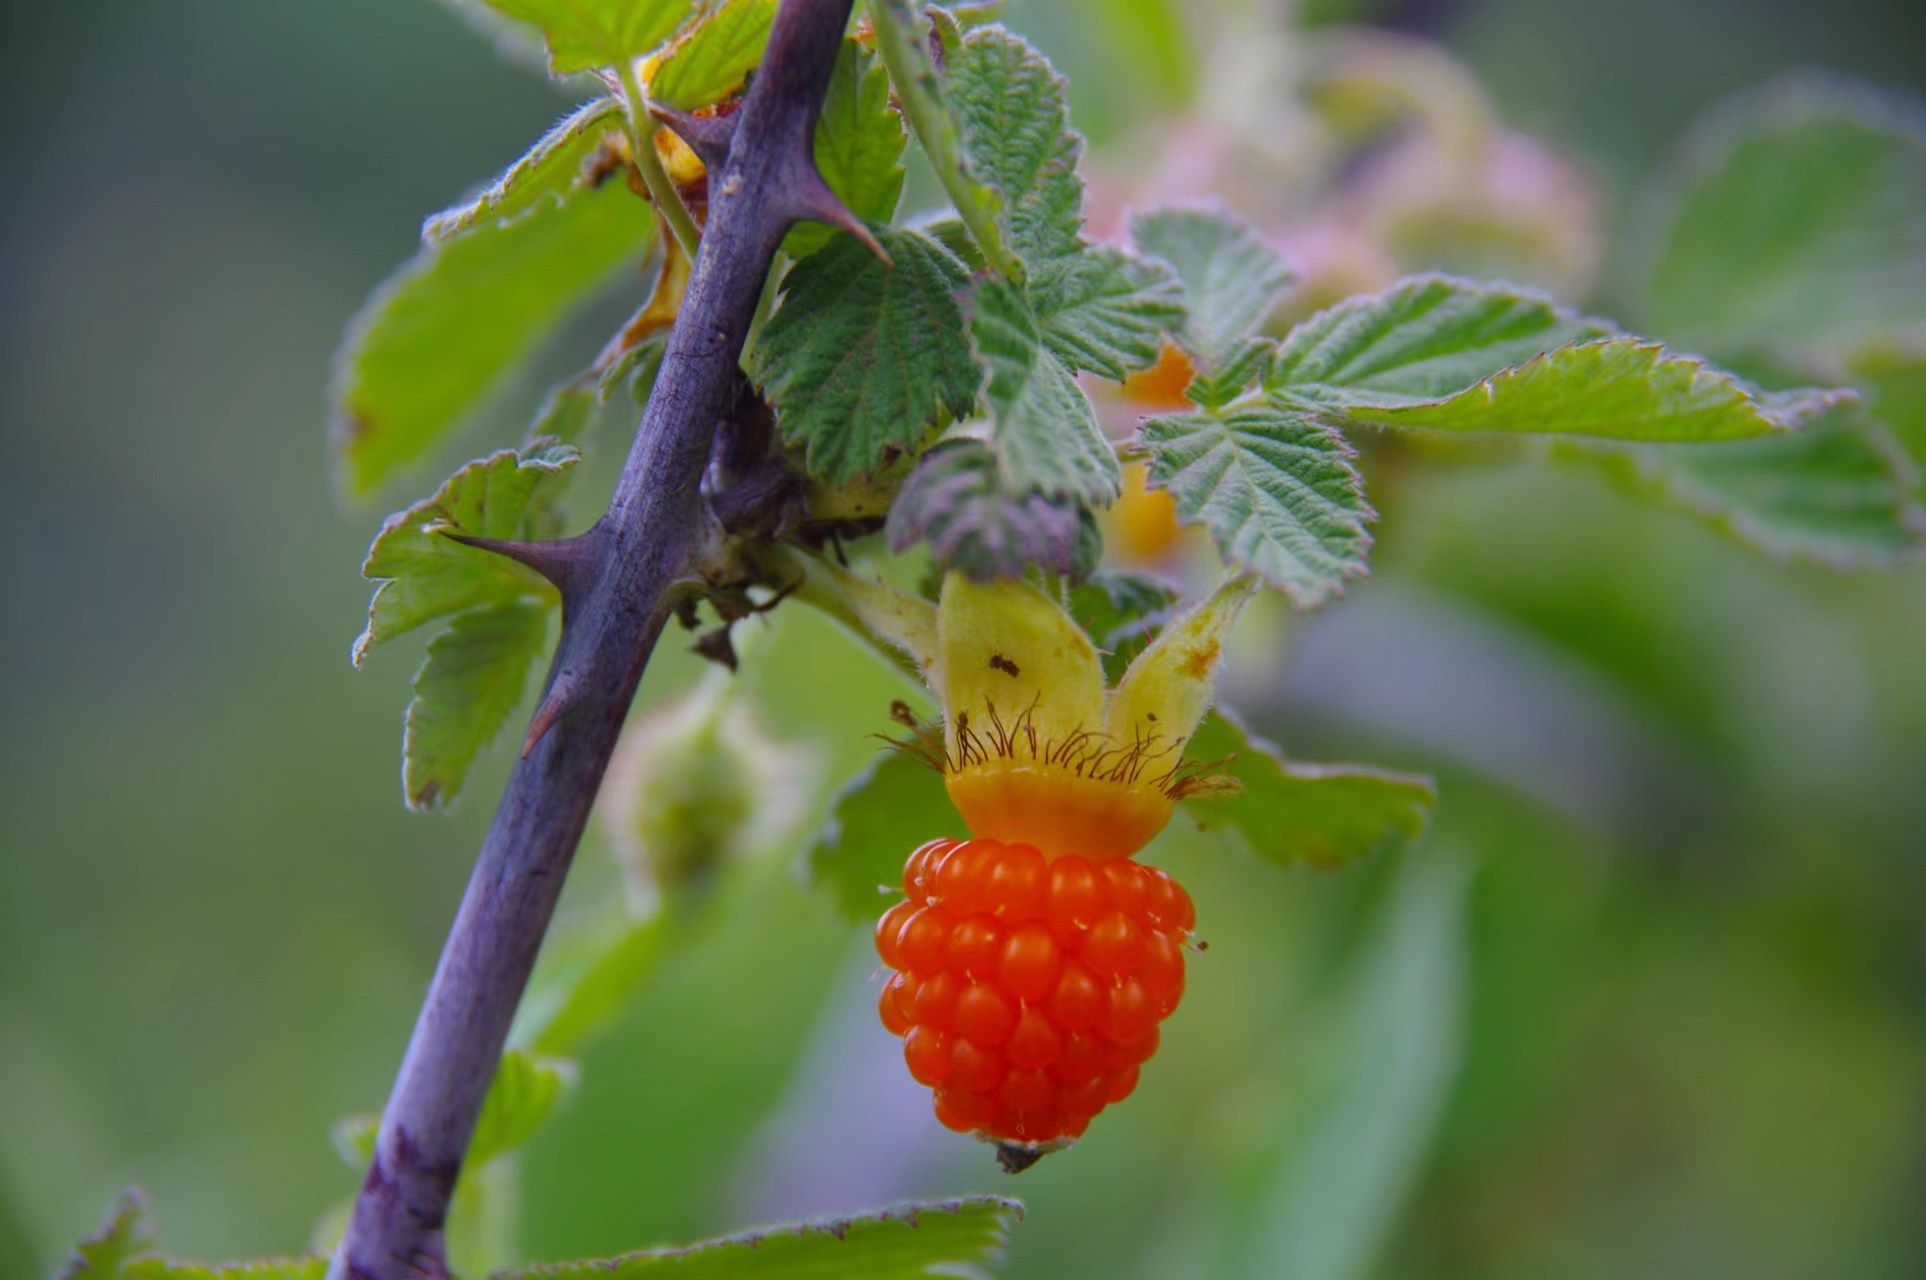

[936,574,1106,765]
[1105,574,1257,756]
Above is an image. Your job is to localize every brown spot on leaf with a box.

[1179,639,1220,681]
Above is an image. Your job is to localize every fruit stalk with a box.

[327,3,856,1275]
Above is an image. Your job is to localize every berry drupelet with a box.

[864,571,1251,1170]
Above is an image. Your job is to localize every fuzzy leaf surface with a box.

[646,0,775,110]
[1184,711,1435,869]
[1028,247,1184,381]
[354,444,576,663]
[806,750,952,921]
[1570,407,1926,566]
[755,227,975,481]
[971,278,1120,502]
[331,164,649,495]
[886,439,1099,582]
[1265,275,1612,408]
[501,1197,1021,1280]
[1347,338,1845,442]
[948,26,1083,265]
[480,0,690,74]
[1640,75,1926,362]
[1131,204,1295,366]
[404,600,551,808]
[1139,403,1372,607]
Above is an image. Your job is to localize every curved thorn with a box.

[789,166,892,265]
[522,682,573,757]
[647,104,737,171]
[444,532,595,599]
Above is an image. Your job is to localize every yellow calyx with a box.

[932,572,1254,860]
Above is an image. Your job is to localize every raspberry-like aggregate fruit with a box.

[876,836,1194,1160]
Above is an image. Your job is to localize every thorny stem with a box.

[865,0,1023,281]
[618,57,704,260]
[328,3,858,1276]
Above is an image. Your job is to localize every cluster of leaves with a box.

[308,0,1926,1269]
[334,0,1926,904]
[755,17,1184,577]
[339,0,914,810]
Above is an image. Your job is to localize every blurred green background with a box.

[2,1,1923,1277]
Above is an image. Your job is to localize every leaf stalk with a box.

[618,57,705,260]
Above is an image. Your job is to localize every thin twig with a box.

[327,4,857,1276]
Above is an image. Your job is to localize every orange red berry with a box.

[875,836,1194,1162]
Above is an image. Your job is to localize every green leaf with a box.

[422,97,625,242]
[1068,569,1178,681]
[1347,338,1847,442]
[805,750,953,921]
[886,439,1100,582]
[1265,275,1612,408]
[331,157,651,496]
[971,277,1120,502]
[785,41,909,259]
[1639,75,1926,363]
[470,1050,578,1166]
[1139,402,1372,607]
[480,0,690,75]
[646,0,776,110]
[948,26,1084,266]
[59,1194,321,1280]
[122,1259,324,1280]
[354,443,576,664]
[1028,246,1183,381]
[404,600,551,809]
[1130,204,1295,366]
[1198,856,1467,1280]
[60,1191,155,1279]
[868,0,1018,280]
[1183,711,1435,869]
[500,1197,1023,1280]
[1186,338,1274,413]
[1569,406,1926,567]
[754,227,977,482]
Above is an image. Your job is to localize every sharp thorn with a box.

[444,532,593,599]
[647,104,737,171]
[522,683,571,757]
[790,167,892,265]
